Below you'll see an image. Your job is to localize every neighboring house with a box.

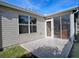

[0,1,79,50]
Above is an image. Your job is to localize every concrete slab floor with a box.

[21,38,69,58]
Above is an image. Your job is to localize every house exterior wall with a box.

[0,5,76,48]
[0,6,45,48]
[0,6,19,47]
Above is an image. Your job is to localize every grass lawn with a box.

[0,45,37,58]
[69,42,79,58]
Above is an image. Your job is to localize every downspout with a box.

[73,9,79,41]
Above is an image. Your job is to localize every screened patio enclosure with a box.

[53,13,70,39]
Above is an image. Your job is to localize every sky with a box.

[1,0,79,14]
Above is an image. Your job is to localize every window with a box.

[19,15,29,34]
[19,15,37,34]
[19,25,28,33]
[30,17,37,33]
[30,17,36,24]
[30,25,37,33]
[19,15,28,24]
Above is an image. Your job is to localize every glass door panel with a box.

[54,16,61,38]
[47,21,51,36]
[61,14,70,39]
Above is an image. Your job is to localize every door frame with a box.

[45,19,53,38]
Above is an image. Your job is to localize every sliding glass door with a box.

[54,14,70,39]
